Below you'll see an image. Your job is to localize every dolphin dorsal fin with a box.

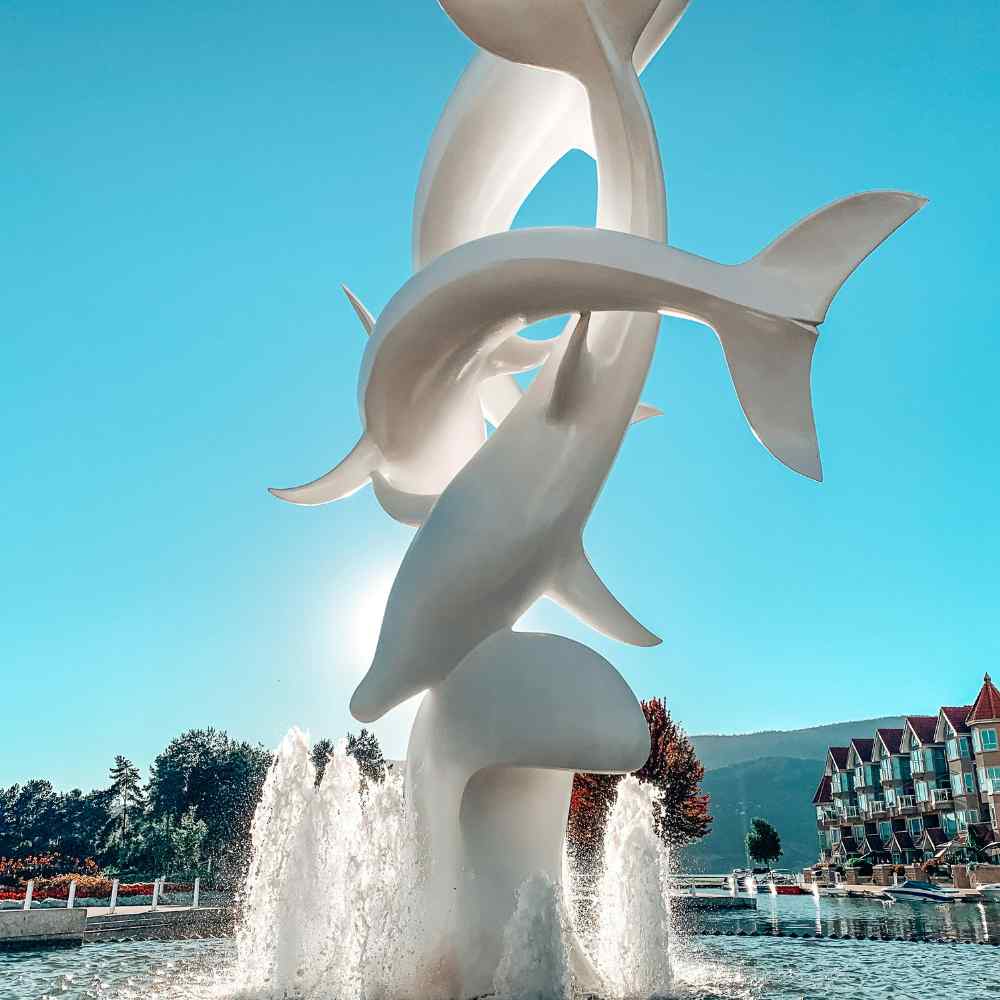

[342,284,375,335]
[547,544,661,647]
[546,312,593,423]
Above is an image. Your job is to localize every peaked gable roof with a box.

[828,746,849,769]
[923,827,949,847]
[812,775,832,805]
[875,728,903,755]
[937,706,973,740]
[905,715,938,745]
[849,738,874,764]
[968,674,1000,725]
[890,831,914,851]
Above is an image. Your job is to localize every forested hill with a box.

[689,716,905,772]
[680,756,824,874]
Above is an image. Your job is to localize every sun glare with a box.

[341,562,400,670]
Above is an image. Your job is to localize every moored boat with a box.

[883,880,959,904]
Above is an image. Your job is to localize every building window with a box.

[982,729,998,751]
[942,812,958,837]
[831,828,841,843]
[965,772,976,795]
[952,773,964,796]
[911,749,922,773]
[852,825,865,842]
[960,736,972,759]
[879,821,892,841]
[985,767,1000,794]
[916,780,929,802]
[974,729,982,752]
[885,787,896,806]
[947,737,959,760]
[969,809,980,824]
[907,817,923,837]
[957,811,968,832]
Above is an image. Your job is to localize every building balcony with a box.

[894,795,916,813]
[930,788,952,806]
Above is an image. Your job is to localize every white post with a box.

[22,880,33,910]
[192,877,200,910]
[151,877,161,911]
[109,878,119,915]
[67,881,77,909]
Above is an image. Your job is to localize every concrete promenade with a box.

[0,905,232,950]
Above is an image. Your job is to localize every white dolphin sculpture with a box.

[267,1,685,516]
[416,1,690,427]
[350,192,924,723]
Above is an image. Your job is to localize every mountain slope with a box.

[690,716,904,772]
[680,756,822,874]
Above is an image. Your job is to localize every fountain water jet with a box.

[592,777,673,999]
[492,872,574,1000]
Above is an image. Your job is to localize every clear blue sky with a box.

[3,1,998,791]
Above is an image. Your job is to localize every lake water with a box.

[3,895,1000,1000]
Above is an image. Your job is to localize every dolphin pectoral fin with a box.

[371,472,438,527]
[269,434,379,506]
[547,546,661,647]
[631,401,662,424]
[487,333,553,376]
[341,284,375,335]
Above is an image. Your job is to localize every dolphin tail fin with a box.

[716,190,927,482]
[746,191,927,324]
[711,309,822,481]
[342,284,375,335]
[547,545,661,648]
[269,435,379,506]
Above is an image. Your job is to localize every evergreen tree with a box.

[346,729,386,786]
[311,739,336,787]
[108,756,144,844]
[745,817,782,869]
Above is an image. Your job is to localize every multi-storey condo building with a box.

[813,674,1000,867]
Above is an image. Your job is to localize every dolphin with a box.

[267,2,685,516]
[404,628,649,999]
[416,1,690,427]
[349,192,925,722]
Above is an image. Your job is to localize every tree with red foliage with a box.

[567,698,711,857]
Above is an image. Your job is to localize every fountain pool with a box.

[5,932,1000,1000]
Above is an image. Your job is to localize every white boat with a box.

[978,883,1000,901]
[883,880,960,904]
